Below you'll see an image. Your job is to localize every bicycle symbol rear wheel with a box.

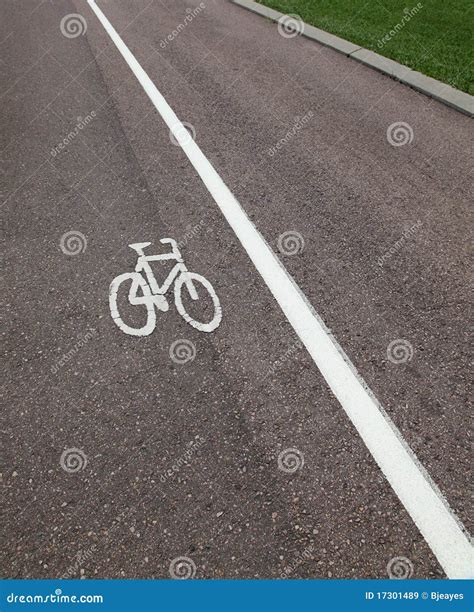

[174,272,222,332]
[109,272,156,337]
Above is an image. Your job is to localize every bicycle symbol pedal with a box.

[109,238,222,336]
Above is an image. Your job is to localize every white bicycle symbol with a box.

[109,239,222,336]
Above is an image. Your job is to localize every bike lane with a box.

[1,0,471,580]
[85,0,472,571]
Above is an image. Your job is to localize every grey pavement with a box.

[1,0,472,580]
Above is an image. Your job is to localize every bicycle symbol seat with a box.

[109,238,222,336]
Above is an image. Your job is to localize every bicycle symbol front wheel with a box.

[109,272,156,337]
[174,272,222,333]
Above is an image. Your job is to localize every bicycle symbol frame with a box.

[109,238,222,336]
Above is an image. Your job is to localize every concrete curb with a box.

[230,0,474,117]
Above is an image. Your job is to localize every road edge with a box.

[230,0,474,117]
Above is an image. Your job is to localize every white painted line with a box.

[88,0,473,578]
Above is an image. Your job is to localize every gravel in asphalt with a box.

[1,0,472,580]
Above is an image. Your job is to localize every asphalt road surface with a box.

[1,0,472,581]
